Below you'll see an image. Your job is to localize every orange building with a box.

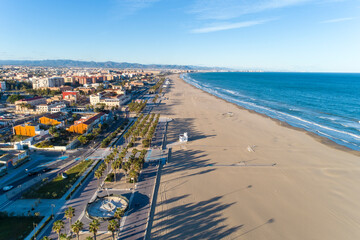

[39,116,61,126]
[13,123,39,137]
[67,112,107,134]
[39,112,67,126]
[67,123,88,134]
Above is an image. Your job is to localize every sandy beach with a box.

[151,74,360,239]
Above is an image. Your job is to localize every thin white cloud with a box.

[320,17,355,23]
[189,0,313,20]
[191,19,272,33]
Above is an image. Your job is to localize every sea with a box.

[181,72,360,151]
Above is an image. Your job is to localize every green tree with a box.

[78,135,88,145]
[107,219,119,240]
[52,220,65,240]
[89,219,100,240]
[64,206,75,236]
[71,220,84,240]
[59,233,71,240]
[104,156,111,172]
[6,94,24,103]
[86,237,94,240]
[114,208,125,225]
[122,162,130,183]
[95,169,103,188]
[111,160,121,182]
[128,169,138,183]
[49,126,57,136]
[133,161,142,173]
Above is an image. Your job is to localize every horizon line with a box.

[0,59,359,74]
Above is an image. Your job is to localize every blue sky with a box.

[0,0,359,72]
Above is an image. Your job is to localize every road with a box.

[38,118,134,239]
[0,115,125,206]
[28,81,164,239]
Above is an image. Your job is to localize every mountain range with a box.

[0,59,225,70]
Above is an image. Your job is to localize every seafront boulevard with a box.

[0,72,172,240]
[35,84,170,240]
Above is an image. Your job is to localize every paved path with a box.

[118,162,158,240]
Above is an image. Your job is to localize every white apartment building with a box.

[32,77,65,89]
[90,92,130,108]
[0,81,7,91]
[90,94,102,105]
[36,102,67,113]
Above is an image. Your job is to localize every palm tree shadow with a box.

[151,195,243,239]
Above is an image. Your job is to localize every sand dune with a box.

[151,74,360,240]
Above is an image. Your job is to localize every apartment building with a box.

[32,77,64,89]
[67,112,107,134]
[90,92,129,108]
[0,81,6,91]
[36,102,66,113]
[13,122,40,137]
[15,97,47,113]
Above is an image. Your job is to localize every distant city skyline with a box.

[0,0,359,72]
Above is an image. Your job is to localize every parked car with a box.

[2,186,14,192]
[25,166,51,176]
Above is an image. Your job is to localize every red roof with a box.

[82,112,106,125]
[19,96,45,102]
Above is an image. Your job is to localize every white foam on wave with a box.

[318,115,340,121]
[340,122,360,130]
[181,73,360,149]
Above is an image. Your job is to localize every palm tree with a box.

[59,233,71,240]
[71,220,83,240]
[133,161,142,173]
[128,169,138,183]
[111,160,121,182]
[107,220,119,240]
[52,220,64,240]
[104,156,111,172]
[89,219,100,240]
[64,206,75,235]
[122,162,130,183]
[94,169,103,188]
[114,208,124,225]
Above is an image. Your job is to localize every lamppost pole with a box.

[51,204,55,218]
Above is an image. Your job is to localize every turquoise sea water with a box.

[181,72,360,151]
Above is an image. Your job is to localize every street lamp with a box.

[33,222,37,240]
[51,204,55,218]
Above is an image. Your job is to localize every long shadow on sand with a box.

[162,149,214,176]
[151,195,242,239]
[166,117,216,144]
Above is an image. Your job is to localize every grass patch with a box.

[11,135,30,142]
[34,139,53,148]
[23,160,93,199]
[0,215,43,240]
